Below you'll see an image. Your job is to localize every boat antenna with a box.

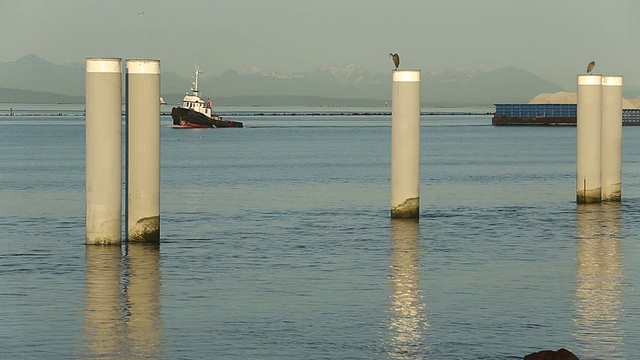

[192,63,202,96]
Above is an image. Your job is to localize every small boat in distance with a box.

[171,65,243,128]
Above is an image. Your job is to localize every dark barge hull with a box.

[492,115,640,126]
[171,107,243,128]
[492,115,576,126]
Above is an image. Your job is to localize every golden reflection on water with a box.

[83,244,162,358]
[83,246,123,357]
[125,243,162,357]
[574,203,623,359]
[387,219,428,359]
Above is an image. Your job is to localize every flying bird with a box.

[389,53,399,70]
[586,61,595,74]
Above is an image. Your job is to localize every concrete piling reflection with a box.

[387,219,427,357]
[83,246,123,356]
[574,203,623,359]
[83,244,162,358]
[125,244,162,357]
[391,70,421,219]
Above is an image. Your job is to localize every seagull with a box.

[389,53,399,70]
[586,60,595,74]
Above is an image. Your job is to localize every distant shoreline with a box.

[216,111,494,116]
[0,111,494,117]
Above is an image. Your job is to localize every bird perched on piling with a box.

[586,61,596,74]
[389,53,400,70]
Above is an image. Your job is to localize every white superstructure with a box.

[181,65,212,118]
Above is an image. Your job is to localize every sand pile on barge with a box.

[629,97,640,108]
[529,91,639,109]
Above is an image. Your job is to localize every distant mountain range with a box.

[3,54,636,106]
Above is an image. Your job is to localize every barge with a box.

[492,104,640,126]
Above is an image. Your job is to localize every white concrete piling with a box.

[126,59,161,243]
[577,74,602,203]
[85,58,122,245]
[391,70,421,219]
[601,75,623,202]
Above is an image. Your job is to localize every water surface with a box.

[1,111,640,359]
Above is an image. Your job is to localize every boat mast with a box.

[191,64,202,97]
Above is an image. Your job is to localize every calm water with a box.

[2,109,640,359]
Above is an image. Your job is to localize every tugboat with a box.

[171,65,243,128]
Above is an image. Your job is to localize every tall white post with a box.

[577,74,602,203]
[601,75,623,202]
[126,59,161,243]
[86,58,122,245]
[391,70,421,219]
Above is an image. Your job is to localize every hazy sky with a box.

[1,0,639,89]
